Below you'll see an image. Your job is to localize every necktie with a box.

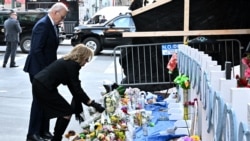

[54,25,58,37]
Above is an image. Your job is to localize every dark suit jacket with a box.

[4,17,22,42]
[23,15,59,76]
[34,58,90,105]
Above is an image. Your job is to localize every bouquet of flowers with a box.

[174,74,190,90]
[242,54,250,78]
[174,74,190,120]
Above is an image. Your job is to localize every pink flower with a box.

[183,136,193,141]
[242,57,250,78]
[244,68,250,78]
[242,57,250,67]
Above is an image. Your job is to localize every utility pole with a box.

[11,0,15,8]
[95,0,97,12]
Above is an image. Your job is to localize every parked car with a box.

[0,10,65,53]
[71,13,135,54]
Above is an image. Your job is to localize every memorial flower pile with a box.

[65,113,128,141]
[64,86,153,141]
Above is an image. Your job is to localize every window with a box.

[113,17,131,27]
[0,13,9,25]
[18,12,46,25]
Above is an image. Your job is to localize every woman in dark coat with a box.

[32,44,105,141]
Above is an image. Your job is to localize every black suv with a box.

[71,13,135,55]
[0,10,64,53]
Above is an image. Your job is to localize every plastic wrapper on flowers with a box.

[167,53,178,74]
[173,74,190,90]
[103,90,121,116]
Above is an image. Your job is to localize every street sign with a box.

[161,43,179,55]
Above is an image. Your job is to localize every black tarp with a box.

[129,0,250,46]
[120,0,250,90]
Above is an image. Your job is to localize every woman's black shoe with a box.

[26,134,45,141]
[10,65,18,68]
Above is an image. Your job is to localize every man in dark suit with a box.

[23,2,68,141]
[2,10,22,68]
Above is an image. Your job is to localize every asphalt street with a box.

[0,40,120,140]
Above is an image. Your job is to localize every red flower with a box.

[236,74,240,79]
[184,99,197,107]
[236,76,249,87]
[167,53,177,73]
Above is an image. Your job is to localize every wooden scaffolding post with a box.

[184,0,190,43]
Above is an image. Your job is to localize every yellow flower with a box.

[190,135,200,141]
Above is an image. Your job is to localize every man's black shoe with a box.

[40,131,53,140]
[2,64,6,68]
[26,134,45,141]
[10,65,18,68]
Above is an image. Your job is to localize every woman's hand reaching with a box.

[89,100,105,113]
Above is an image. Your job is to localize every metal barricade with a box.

[113,42,180,91]
[113,39,242,91]
[63,21,78,38]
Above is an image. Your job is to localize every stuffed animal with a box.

[65,130,76,139]
[144,92,157,104]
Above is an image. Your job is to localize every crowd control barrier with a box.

[113,39,242,89]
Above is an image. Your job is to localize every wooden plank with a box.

[131,0,172,16]
[123,29,250,37]
[183,0,190,42]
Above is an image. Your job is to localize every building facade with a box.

[2,0,131,24]
[79,0,131,24]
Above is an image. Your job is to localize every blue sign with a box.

[161,44,179,55]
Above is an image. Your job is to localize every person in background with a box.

[99,15,107,23]
[23,2,69,141]
[32,44,105,141]
[83,8,90,21]
[2,9,22,68]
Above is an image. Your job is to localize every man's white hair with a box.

[48,2,69,13]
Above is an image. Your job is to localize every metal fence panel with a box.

[63,21,78,36]
[113,39,242,91]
